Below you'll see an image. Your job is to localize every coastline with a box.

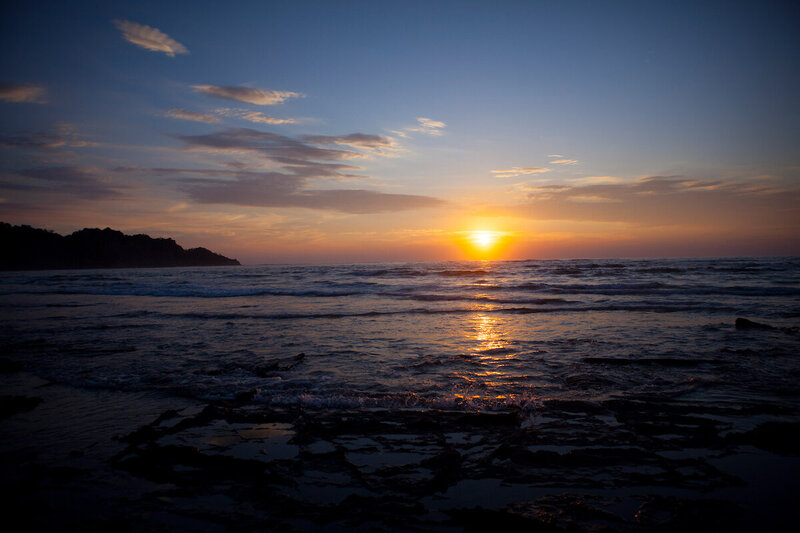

[3,364,800,531]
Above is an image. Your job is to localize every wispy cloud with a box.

[4,166,127,199]
[513,176,799,226]
[523,184,572,191]
[0,126,95,150]
[548,154,578,165]
[491,167,551,178]
[568,195,621,203]
[388,129,409,139]
[568,176,625,185]
[166,109,220,124]
[216,108,297,125]
[114,20,188,57]
[302,133,399,156]
[142,127,443,213]
[192,85,303,105]
[0,83,47,103]
[406,117,446,136]
[175,128,363,175]
[182,178,443,213]
[1,133,78,150]
[122,165,442,214]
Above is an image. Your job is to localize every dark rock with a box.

[735,317,799,335]
[0,221,239,270]
[336,494,426,524]
[732,421,800,455]
[233,389,257,404]
[253,352,307,376]
[421,449,462,493]
[634,495,741,532]
[115,444,295,487]
[510,494,626,531]
[0,395,42,419]
[0,358,23,373]
[447,507,563,532]
[735,317,774,330]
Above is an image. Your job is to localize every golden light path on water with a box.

[473,313,506,352]
[452,311,526,407]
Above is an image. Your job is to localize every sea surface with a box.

[1,257,799,531]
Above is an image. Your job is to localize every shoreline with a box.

[3,366,800,531]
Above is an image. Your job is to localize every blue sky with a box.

[1,1,798,262]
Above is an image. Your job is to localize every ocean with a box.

[1,257,799,531]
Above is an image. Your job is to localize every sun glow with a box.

[453,229,513,259]
[471,231,498,249]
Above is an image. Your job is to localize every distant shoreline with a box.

[0,222,240,271]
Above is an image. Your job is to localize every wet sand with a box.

[3,365,800,532]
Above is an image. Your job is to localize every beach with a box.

[2,258,799,531]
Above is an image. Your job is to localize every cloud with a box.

[491,167,551,178]
[114,20,188,57]
[567,195,621,203]
[138,127,444,213]
[523,184,572,191]
[181,175,443,213]
[0,83,47,103]
[215,108,296,125]
[568,176,626,185]
[389,117,447,139]
[417,117,445,130]
[166,109,221,124]
[0,127,95,150]
[513,175,799,226]
[548,154,578,165]
[118,166,355,180]
[122,167,443,213]
[0,133,78,150]
[7,166,127,199]
[302,133,399,155]
[406,117,446,136]
[175,128,363,175]
[192,85,303,105]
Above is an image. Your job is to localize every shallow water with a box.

[1,257,799,530]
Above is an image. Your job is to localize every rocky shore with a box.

[2,357,800,532]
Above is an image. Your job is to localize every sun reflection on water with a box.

[472,313,506,353]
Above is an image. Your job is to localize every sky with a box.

[1,0,798,263]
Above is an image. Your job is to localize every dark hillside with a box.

[0,223,240,270]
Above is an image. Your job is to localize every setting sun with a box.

[453,229,513,259]
[471,231,499,249]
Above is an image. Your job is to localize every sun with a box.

[453,228,513,259]
[471,231,498,249]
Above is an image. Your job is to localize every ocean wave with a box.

[2,259,797,304]
[107,300,738,322]
[3,281,796,302]
[402,294,575,305]
[348,266,490,278]
[505,282,800,297]
[252,390,543,413]
[0,286,373,298]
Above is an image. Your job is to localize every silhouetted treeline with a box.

[0,222,240,270]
